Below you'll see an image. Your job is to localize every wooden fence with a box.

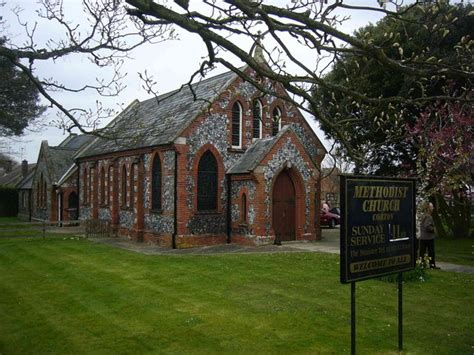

[84,219,111,238]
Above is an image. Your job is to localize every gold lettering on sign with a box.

[350,254,411,273]
[353,186,409,199]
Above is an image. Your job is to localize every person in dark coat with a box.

[419,201,440,269]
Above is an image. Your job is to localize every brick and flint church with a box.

[75,60,327,247]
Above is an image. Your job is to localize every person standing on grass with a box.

[419,201,441,269]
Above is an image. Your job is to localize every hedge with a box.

[0,187,18,217]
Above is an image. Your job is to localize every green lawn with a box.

[436,237,474,266]
[0,217,22,224]
[1,237,473,354]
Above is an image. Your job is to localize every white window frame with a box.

[232,101,243,149]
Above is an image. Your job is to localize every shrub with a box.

[379,255,431,283]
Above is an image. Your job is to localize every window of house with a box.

[151,155,162,211]
[272,106,282,136]
[121,165,127,208]
[252,99,262,139]
[100,166,106,206]
[241,193,247,224]
[232,101,242,148]
[197,151,218,211]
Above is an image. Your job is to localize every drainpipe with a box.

[226,173,232,244]
[57,191,62,227]
[172,150,178,249]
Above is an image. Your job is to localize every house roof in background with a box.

[0,163,36,187]
[16,167,36,190]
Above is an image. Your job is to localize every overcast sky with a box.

[2,0,387,164]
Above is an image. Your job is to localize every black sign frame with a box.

[340,175,416,283]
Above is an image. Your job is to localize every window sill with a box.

[228,147,244,153]
[150,209,163,214]
[195,210,220,216]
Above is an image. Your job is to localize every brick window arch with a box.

[232,101,243,148]
[121,165,127,208]
[252,99,263,139]
[272,106,282,136]
[151,154,162,211]
[100,166,106,205]
[197,150,218,211]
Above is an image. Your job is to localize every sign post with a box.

[340,175,416,353]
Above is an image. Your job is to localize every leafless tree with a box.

[0,0,173,137]
[1,0,472,164]
[124,0,472,163]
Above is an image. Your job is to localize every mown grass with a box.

[436,237,474,266]
[1,237,473,354]
[0,217,22,224]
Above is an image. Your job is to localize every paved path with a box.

[86,227,474,275]
[4,224,473,274]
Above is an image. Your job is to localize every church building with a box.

[30,134,93,223]
[75,65,326,247]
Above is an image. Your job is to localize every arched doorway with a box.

[272,170,296,244]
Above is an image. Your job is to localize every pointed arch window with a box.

[83,168,88,204]
[100,166,106,206]
[43,181,47,207]
[130,164,135,210]
[151,155,162,211]
[121,165,127,208]
[39,173,44,207]
[232,101,242,148]
[88,168,93,205]
[272,107,282,136]
[108,166,113,205]
[36,182,40,207]
[252,99,262,139]
[197,151,218,211]
[241,193,248,224]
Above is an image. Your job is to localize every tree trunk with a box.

[434,192,471,239]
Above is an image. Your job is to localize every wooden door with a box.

[272,170,296,243]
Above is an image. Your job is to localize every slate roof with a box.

[0,164,36,187]
[77,70,238,158]
[228,126,294,174]
[48,147,78,183]
[42,134,94,184]
[59,134,94,150]
[16,167,36,190]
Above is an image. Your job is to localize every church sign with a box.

[340,176,416,283]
